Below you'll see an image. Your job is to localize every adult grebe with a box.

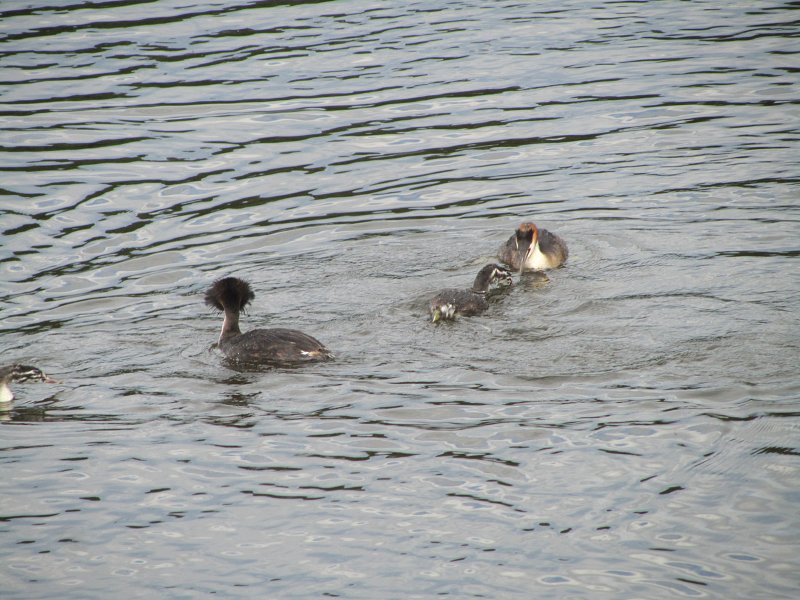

[429,264,513,322]
[498,222,568,272]
[205,277,332,364]
[0,364,56,403]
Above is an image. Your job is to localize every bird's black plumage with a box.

[205,277,331,365]
[205,277,254,313]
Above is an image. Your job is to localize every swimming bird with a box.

[0,364,55,403]
[429,264,513,322]
[205,277,332,365]
[498,222,568,272]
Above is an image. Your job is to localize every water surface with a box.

[1,1,799,598]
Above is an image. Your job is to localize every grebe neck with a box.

[219,308,242,344]
[0,382,12,403]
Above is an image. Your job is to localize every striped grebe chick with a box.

[499,222,568,272]
[429,264,513,323]
[205,277,332,364]
[0,364,56,403]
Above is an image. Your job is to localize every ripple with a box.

[1,0,799,598]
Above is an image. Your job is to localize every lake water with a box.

[1,0,798,598]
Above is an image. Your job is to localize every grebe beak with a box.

[431,308,442,323]
[44,374,58,384]
[518,242,531,274]
[517,226,538,273]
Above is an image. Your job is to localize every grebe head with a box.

[4,364,54,384]
[0,364,56,403]
[514,223,539,273]
[205,277,255,313]
[472,263,514,293]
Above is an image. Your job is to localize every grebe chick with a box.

[0,364,55,403]
[205,277,332,364]
[429,264,513,323]
[499,222,568,272]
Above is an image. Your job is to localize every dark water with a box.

[1,0,799,597]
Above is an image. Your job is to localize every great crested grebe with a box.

[205,277,332,364]
[429,263,513,322]
[0,364,56,403]
[498,222,568,272]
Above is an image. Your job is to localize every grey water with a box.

[1,0,799,597]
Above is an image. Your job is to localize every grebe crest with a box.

[205,277,254,312]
